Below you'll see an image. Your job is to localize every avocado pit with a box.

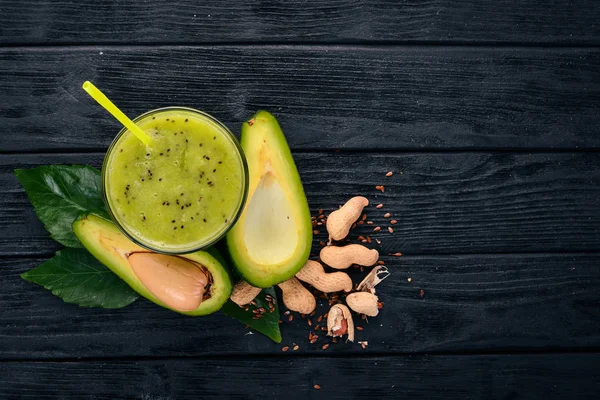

[128,253,212,312]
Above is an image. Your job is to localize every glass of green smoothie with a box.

[102,107,248,254]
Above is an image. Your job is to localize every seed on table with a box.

[392,252,402,257]
[314,385,321,390]
[375,185,385,192]
[293,345,299,351]
[384,213,391,218]
[284,311,290,315]
[282,346,289,352]
[390,220,397,224]
[386,171,393,177]
[322,344,329,350]
[317,315,323,323]
[288,314,293,322]
[373,226,381,232]
[376,204,384,209]
[366,221,373,225]
[377,260,385,265]
[313,230,320,235]
[388,227,394,233]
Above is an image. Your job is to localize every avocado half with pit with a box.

[73,214,232,316]
[226,111,312,287]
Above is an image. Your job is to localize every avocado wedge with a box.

[73,214,232,316]
[226,111,312,287]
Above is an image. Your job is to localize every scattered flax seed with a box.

[293,345,299,351]
[314,385,321,390]
[361,239,368,243]
[317,315,323,323]
[375,185,385,193]
[386,171,393,177]
[318,209,323,215]
[318,214,325,220]
[357,221,364,225]
[358,235,366,241]
[250,300,257,306]
[420,289,425,298]
[284,311,290,315]
[320,241,326,247]
[358,341,369,349]
[313,230,320,235]
[356,326,364,331]
[378,302,384,309]
[310,338,318,344]
[390,220,397,224]
[391,252,402,257]
[367,236,372,244]
[282,346,289,352]
[308,319,312,326]
[377,260,385,265]
[366,221,374,225]
[361,213,367,221]
[376,203,384,209]
[314,324,320,331]
[408,278,412,282]
[321,326,327,332]
[322,344,329,350]
[384,213,391,218]
[288,315,293,322]
[388,227,394,233]
[373,226,381,232]
[310,310,316,317]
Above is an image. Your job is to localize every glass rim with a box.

[101,106,248,254]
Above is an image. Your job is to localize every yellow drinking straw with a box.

[82,81,152,146]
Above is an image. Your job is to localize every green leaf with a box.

[21,248,138,308]
[221,287,282,343]
[15,165,107,248]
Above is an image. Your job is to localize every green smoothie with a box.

[103,108,247,253]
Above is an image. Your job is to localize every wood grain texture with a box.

[1,253,598,358]
[2,152,598,257]
[1,1,599,45]
[1,354,599,399]
[1,46,599,152]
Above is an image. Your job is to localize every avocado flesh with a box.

[73,214,232,316]
[226,111,312,287]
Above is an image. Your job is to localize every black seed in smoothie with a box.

[173,227,177,230]
[224,218,228,223]
[160,152,163,156]
[206,156,210,160]
[190,216,194,220]
[159,178,163,181]
[171,220,175,223]
[213,169,216,173]
[196,212,200,216]
[174,132,177,136]
[141,178,145,182]
[167,148,171,152]
[185,119,188,122]
[146,153,150,157]
[152,116,156,120]
[218,161,222,164]
[181,206,184,210]
[213,136,216,140]
[176,200,180,205]
[185,139,188,143]
[166,118,170,121]
[199,143,203,147]
[203,218,207,223]
[120,149,123,153]
[180,193,184,196]
[181,225,184,229]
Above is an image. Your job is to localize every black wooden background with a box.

[1,1,599,399]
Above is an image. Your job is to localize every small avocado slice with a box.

[226,111,312,287]
[73,214,232,316]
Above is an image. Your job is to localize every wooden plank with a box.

[2,253,598,359]
[1,1,599,45]
[0,354,599,399]
[1,46,599,152]
[2,152,598,257]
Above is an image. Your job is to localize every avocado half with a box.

[226,111,312,287]
[73,214,232,316]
